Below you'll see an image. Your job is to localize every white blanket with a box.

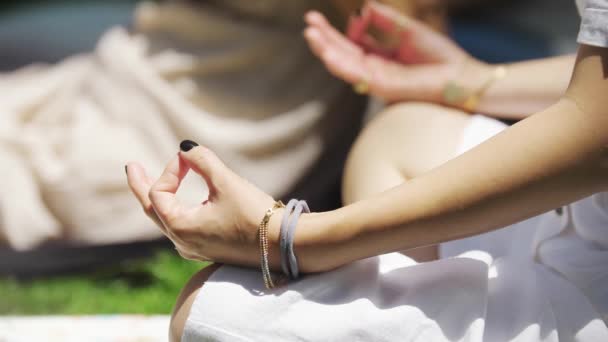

[0,315,169,341]
[0,1,358,249]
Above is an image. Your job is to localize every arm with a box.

[304,3,573,120]
[457,55,574,119]
[126,48,605,274]
[294,45,608,273]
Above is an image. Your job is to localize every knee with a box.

[342,102,469,203]
[348,102,446,158]
[169,263,221,342]
[344,102,451,174]
[366,102,458,139]
[342,103,433,201]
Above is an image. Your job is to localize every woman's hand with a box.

[304,0,486,104]
[126,141,277,267]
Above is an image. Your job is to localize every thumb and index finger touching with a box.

[148,140,229,223]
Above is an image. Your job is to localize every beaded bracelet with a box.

[258,200,285,289]
[443,65,507,112]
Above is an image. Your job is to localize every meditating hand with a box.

[304,0,489,105]
[126,141,280,267]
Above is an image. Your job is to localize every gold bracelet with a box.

[443,65,507,112]
[258,200,285,289]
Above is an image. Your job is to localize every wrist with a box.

[296,207,367,273]
[441,59,495,111]
[266,209,329,274]
[266,207,286,272]
[265,207,331,272]
[294,212,334,273]
[264,208,346,274]
[268,205,366,275]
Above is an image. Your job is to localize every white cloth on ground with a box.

[576,0,608,47]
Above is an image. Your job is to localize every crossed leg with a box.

[342,102,471,261]
[169,263,222,342]
[168,102,472,340]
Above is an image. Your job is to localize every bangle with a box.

[443,65,507,112]
[279,199,311,280]
[279,199,299,277]
[258,200,285,289]
[286,200,310,279]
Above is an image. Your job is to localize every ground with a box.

[0,250,206,314]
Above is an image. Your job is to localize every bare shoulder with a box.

[170,263,222,342]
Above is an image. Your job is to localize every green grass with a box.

[0,250,208,315]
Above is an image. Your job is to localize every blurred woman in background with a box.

[0,0,443,251]
[304,0,579,261]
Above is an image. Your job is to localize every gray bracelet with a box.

[279,199,298,278]
[286,200,310,280]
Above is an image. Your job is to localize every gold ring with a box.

[353,79,370,95]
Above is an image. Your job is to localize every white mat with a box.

[0,315,170,342]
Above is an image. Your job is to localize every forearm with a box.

[294,46,608,273]
[296,98,606,272]
[460,55,574,119]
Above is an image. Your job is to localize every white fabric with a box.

[0,315,169,342]
[183,115,608,341]
[0,1,359,249]
[576,0,608,47]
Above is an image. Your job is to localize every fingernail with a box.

[180,139,199,152]
[124,165,128,175]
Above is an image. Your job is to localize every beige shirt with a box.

[0,0,363,249]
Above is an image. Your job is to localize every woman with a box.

[0,1,357,249]
[0,0,445,251]
[127,0,608,341]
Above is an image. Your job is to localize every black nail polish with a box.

[124,165,128,175]
[180,139,199,152]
